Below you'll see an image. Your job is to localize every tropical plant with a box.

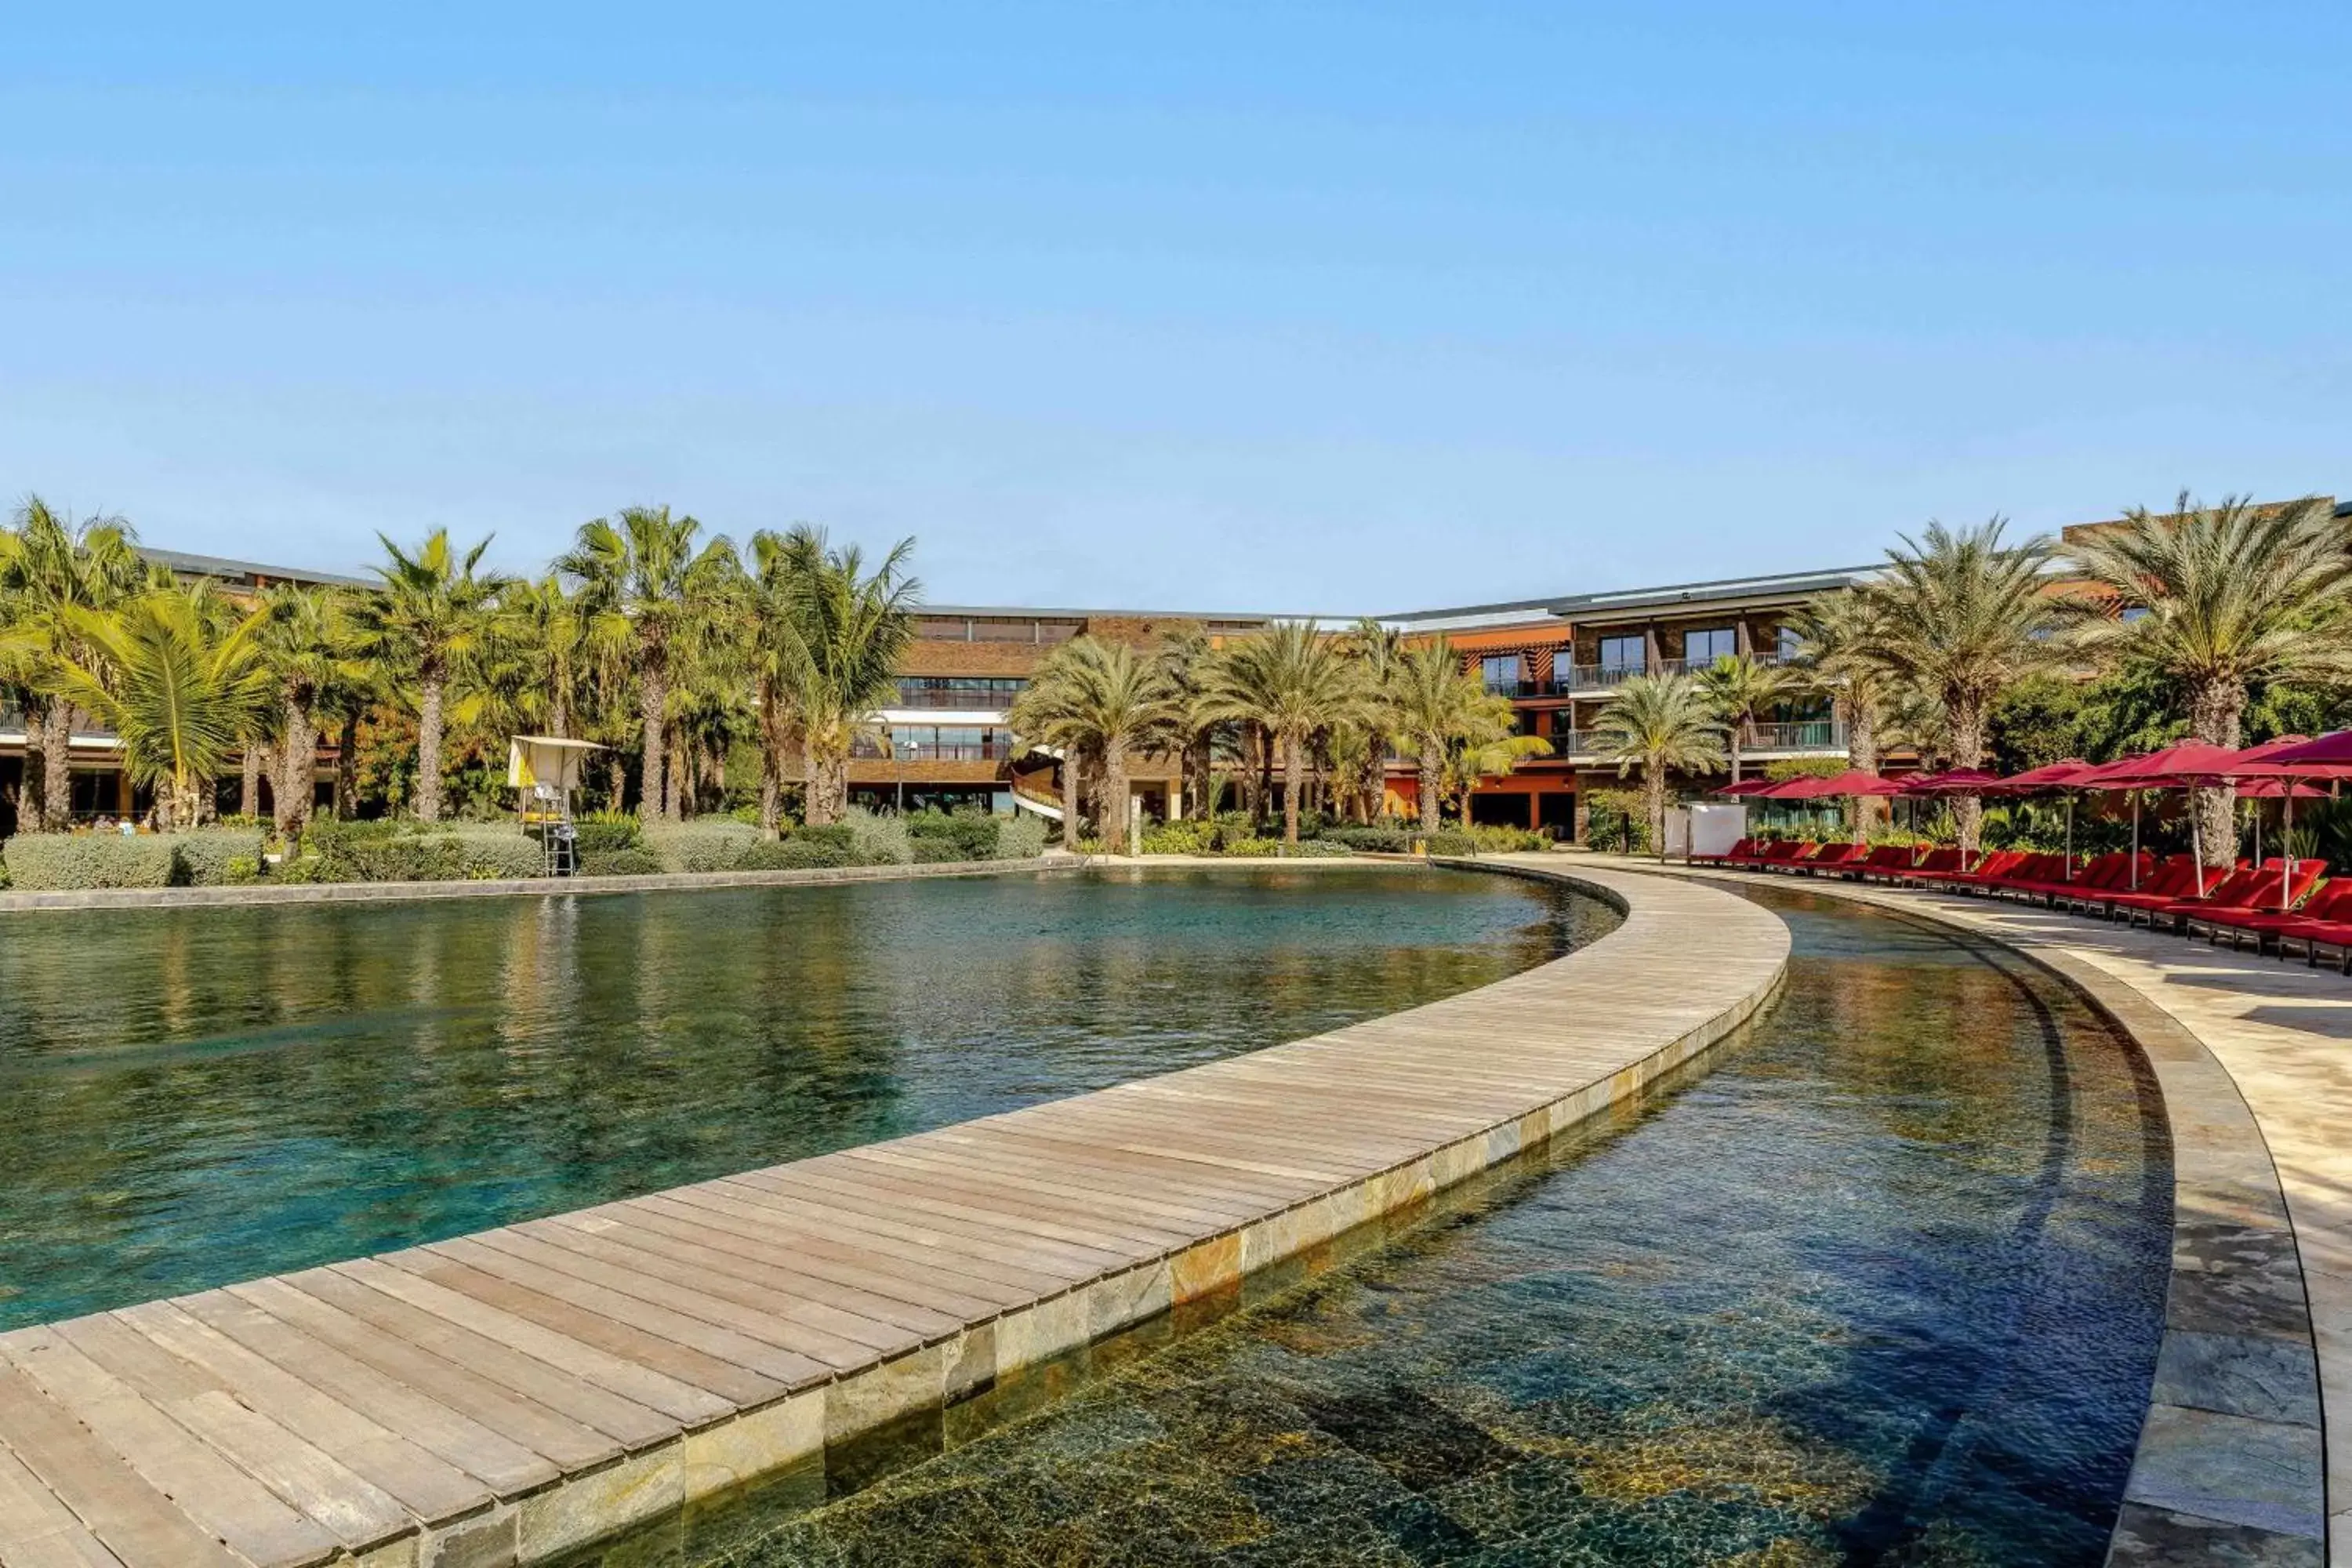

[1007,637,1178,854]
[358,530,507,822]
[0,498,147,829]
[1208,621,1374,845]
[751,527,918,825]
[1696,652,1791,787]
[559,506,740,822]
[1859,517,2060,855]
[1152,622,1228,823]
[2067,492,2352,866]
[1785,592,1896,833]
[256,583,365,837]
[47,583,272,827]
[1381,638,1490,833]
[1590,673,1725,861]
[1439,729,1552,827]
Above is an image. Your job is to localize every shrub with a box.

[2,833,178,890]
[293,820,545,882]
[571,811,643,855]
[1279,838,1352,858]
[793,822,857,853]
[844,808,912,866]
[1140,819,1220,856]
[642,820,759,873]
[579,845,664,877]
[746,837,855,870]
[1584,789,1652,855]
[1319,826,1413,854]
[171,828,268,886]
[912,837,967,863]
[906,808,1000,862]
[441,825,546,880]
[996,815,1047,860]
[1468,824,1548,855]
[1220,837,1283,857]
[1425,829,1476,857]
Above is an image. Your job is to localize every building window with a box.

[1683,626,1737,665]
[2120,604,2152,623]
[1481,654,1521,694]
[895,677,1028,710]
[1598,634,1645,675]
[1551,648,1575,685]
[1775,624,1803,661]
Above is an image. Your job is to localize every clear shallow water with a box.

[0,867,1604,1329]
[655,887,2170,1568]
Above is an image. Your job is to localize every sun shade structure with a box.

[508,735,608,873]
[1899,768,2004,796]
[1762,769,1907,800]
[2224,731,2352,779]
[2074,741,2266,897]
[1717,777,1778,797]
[1991,759,2096,793]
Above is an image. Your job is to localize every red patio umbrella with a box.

[1717,778,1777,797]
[2224,729,2352,778]
[1900,768,2005,794]
[2077,742,2252,895]
[1985,759,2096,876]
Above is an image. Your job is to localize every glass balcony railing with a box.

[892,680,1027,711]
[1748,720,1843,751]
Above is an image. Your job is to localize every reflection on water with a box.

[0,868,1603,1328]
[641,888,2168,1568]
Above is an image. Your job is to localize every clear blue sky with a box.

[6,2,2346,613]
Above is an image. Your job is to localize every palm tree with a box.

[481,574,600,742]
[755,528,918,825]
[559,506,739,823]
[2068,492,2352,867]
[1338,619,1406,822]
[746,529,820,838]
[0,498,146,830]
[1787,590,1896,833]
[1860,518,2060,855]
[1439,728,1553,828]
[1591,673,1726,861]
[1210,622,1374,845]
[1696,653,1789,786]
[1384,638,1490,833]
[49,583,272,829]
[358,529,506,822]
[1152,622,1227,822]
[1006,637,1177,854]
[257,584,364,837]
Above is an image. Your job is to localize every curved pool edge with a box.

[1554,855,2325,1568]
[0,862,1788,1568]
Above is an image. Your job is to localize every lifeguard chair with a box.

[507,735,605,877]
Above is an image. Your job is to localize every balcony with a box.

[1746,720,1843,752]
[893,679,1028,711]
[853,734,1013,763]
[1558,663,1645,694]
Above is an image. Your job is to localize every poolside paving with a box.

[0,864,1786,1568]
[1563,853,2348,1566]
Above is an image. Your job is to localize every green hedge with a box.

[2,833,178,890]
[996,814,1047,860]
[1319,826,1413,853]
[1425,829,1476,857]
[289,820,545,883]
[641,821,759,873]
[173,828,267,886]
[579,845,664,877]
[571,813,642,854]
[906,808,999,862]
[844,808,912,866]
[740,837,855,870]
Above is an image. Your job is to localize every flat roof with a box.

[140,546,372,589]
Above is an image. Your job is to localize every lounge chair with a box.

[2170,859,2330,942]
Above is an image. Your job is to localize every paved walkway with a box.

[1552,853,2345,1565]
[0,864,1785,1568]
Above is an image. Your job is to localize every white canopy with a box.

[506,735,605,792]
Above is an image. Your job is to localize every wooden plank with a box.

[222,1279,630,1468]
[49,1316,412,1553]
[0,1337,328,1568]
[0,1442,127,1568]
[169,1290,560,1498]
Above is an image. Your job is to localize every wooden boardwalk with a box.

[0,865,1787,1568]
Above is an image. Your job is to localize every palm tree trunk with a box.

[241,745,264,819]
[41,706,72,830]
[278,699,317,839]
[1947,695,1984,858]
[2188,677,2245,870]
[1418,741,1442,833]
[1282,732,1303,845]
[17,693,49,832]
[757,688,784,840]
[1104,739,1131,854]
[1254,726,1274,830]
[1061,748,1083,845]
[1845,702,1880,837]
[415,675,445,822]
[1728,731,1744,788]
[1646,764,1667,862]
[665,733,688,822]
[336,713,360,818]
[637,659,667,825]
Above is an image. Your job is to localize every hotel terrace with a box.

[5,500,2345,839]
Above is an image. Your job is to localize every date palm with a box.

[1007,637,1177,854]
[50,583,272,829]
[1151,622,1227,822]
[0,498,147,829]
[1786,590,1896,832]
[1592,673,1725,862]
[757,528,918,826]
[1210,621,1374,845]
[1384,638,1492,833]
[358,529,507,822]
[2068,492,2352,867]
[257,584,365,837]
[1859,518,2060,855]
[746,528,821,837]
[1696,652,1790,786]
[560,506,739,822]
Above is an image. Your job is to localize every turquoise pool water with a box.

[0,866,1604,1329]
[628,886,2169,1567]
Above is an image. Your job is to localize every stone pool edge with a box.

[1564,858,2325,1568]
